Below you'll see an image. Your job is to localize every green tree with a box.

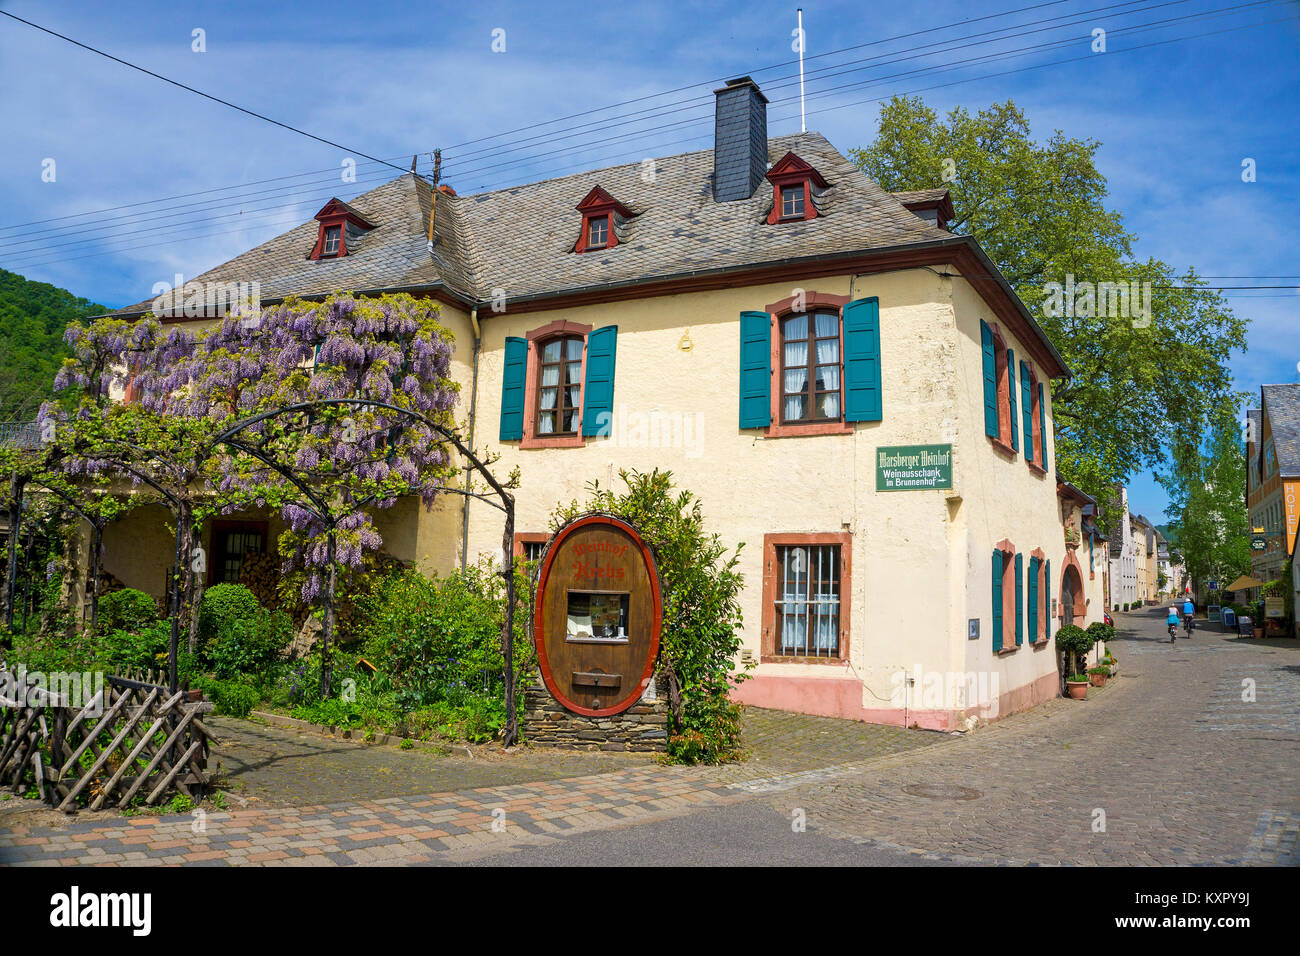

[851,97,1248,508]
[0,268,106,421]
[1160,405,1251,593]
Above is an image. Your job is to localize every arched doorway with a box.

[1061,563,1086,625]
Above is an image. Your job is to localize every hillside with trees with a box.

[0,267,108,421]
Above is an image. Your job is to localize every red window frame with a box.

[987,323,1015,456]
[763,291,853,438]
[574,186,630,254]
[307,198,376,261]
[519,320,592,449]
[760,532,852,664]
[764,151,828,225]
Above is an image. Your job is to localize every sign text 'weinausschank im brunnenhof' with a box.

[876,444,953,491]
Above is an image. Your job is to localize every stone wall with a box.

[523,675,669,752]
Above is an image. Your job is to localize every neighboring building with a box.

[1131,514,1158,603]
[1246,385,1300,584]
[1108,488,1139,609]
[1057,482,1107,628]
[1155,532,1183,597]
[95,77,1074,730]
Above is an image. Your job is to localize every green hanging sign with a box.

[876,444,953,492]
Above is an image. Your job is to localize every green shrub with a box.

[1054,623,1095,678]
[96,589,159,635]
[99,621,170,673]
[360,563,527,711]
[206,608,292,680]
[552,469,749,765]
[195,678,260,718]
[198,584,263,647]
[1086,621,1114,647]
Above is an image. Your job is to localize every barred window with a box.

[775,544,841,657]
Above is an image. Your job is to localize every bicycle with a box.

[1183,614,1194,638]
[1168,621,1178,643]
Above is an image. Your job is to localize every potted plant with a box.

[1087,620,1115,662]
[1055,624,1096,701]
[1087,665,1110,687]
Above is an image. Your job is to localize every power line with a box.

[0,10,411,175]
[3,7,1291,272]
[0,0,1263,263]
[0,0,1140,234]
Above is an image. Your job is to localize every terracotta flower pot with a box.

[1066,680,1089,700]
[1089,672,1107,687]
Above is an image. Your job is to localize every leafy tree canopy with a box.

[0,268,107,421]
[851,96,1248,510]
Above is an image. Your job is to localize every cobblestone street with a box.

[764,608,1300,865]
[1,608,1295,866]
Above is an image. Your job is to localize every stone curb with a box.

[250,711,474,756]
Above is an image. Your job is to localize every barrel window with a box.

[566,591,630,643]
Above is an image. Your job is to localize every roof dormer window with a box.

[765,151,828,225]
[573,185,632,254]
[781,185,804,219]
[308,197,377,261]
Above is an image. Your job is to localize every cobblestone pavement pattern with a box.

[1,608,1294,865]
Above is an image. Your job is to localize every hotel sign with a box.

[876,444,953,492]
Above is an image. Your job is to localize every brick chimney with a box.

[713,77,769,202]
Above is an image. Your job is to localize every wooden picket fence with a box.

[0,663,217,812]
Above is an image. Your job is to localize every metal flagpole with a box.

[798,8,806,133]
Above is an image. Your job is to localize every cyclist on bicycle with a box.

[1166,605,1180,643]
[1182,595,1195,636]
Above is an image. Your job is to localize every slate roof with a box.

[449,132,949,302]
[118,174,472,315]
[1262,383,1300,478]
[106,131,1066,376]
[112,132,951,317]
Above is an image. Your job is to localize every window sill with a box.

[997,644,1019,656]
[760,654,849,666]
[765,419,854,439]
[987,434,1017,458]
[1027,461,1048,477]
[519,434,585,449]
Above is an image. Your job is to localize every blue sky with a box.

[1,0,1297,521]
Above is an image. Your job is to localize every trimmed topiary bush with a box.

[1054,623,1095,679]
[96,588,159,635]
[198,584,263,647]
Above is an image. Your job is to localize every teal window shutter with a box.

[1007,349,1019,453]
[843,297,882,422]
[1014,552,1024,646]
[1045,558,1052,641]
[581,326,617,436]
[981,320,998,438]
[1028,556,1039,643]
[1038,381,1050,471]
[1020,360,1034,464]
[991,550,1003,652]
[499,336,527,441]
[739,311,772,428]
